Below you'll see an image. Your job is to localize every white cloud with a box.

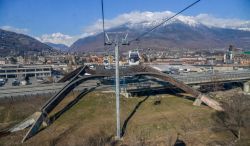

[0,25,29,34]
[84,11,176,34]
[33,12,250,46]
[36,32,82,46]
[194,14,250,31]
[84,11,250,34]
[3,11,250,46]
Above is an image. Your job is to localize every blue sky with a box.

[0,0,250,45]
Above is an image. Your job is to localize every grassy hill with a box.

[0,92,240,145]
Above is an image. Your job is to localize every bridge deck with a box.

[1,70,249,98]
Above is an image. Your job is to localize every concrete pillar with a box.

[121,92,130,98]
[193,94,223,111]
[25,69,27,77]
[5,70,7,78]
[193,94,203,106]
[121,87,130,98]
[193,98,202,106]
[243,81,250,93]
[192,85,201,90]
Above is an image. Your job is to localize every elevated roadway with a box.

[1,70,249,98]
[0,70,250,98]
[171,70,250,85]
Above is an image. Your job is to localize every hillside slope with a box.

[0,92,236,146]
[0,29,54,56]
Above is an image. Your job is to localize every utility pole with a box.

[104,32,129,139]
[115,41,120,139]
[211,48,215,75]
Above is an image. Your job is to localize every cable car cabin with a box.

[128,51,140,66]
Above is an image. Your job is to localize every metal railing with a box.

[172,72,250,84]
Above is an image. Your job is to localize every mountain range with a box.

[70,19,250,52]
[45,42,69,52]
[1,13,250,56]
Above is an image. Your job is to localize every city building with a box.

[234,54,250,65]
[224,45,234,64]
[0,64,52,78]
[0,58,6,65]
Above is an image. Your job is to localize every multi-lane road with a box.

[172,70,250,84]
[0,81,99,98]
[1,70,250,99]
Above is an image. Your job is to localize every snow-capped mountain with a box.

[125,14,200,29]
[45,42,70,52]
[83,11,250,34]
[70,21,250,52]
[38,11,250,49]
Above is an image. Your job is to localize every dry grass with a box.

[0,96,50,130]
[0,92,233,146]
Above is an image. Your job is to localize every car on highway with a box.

[21,79,31,85]
[84,72,91,76]
[104,65,112,70]
[0,80,5,87]
[12,79,20,86]
[36,77,44,82]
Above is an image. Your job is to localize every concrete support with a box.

[121,92,130,98]
[121,88,130,98]
[193,94,223,111]
[22,112,45,143]
[10,112,41,132]
[193,98,202,106]
[243,81,250,93]
[192,85,201,90]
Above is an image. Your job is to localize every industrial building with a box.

[0,64,52,78]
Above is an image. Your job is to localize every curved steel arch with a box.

[22,74,106,142]
[22,67,222,142]
[42,74,106,113]
[44,71,221,114]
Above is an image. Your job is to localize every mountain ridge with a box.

[45,42,69,52]
[70,21,250,52]
[0,29,55,56]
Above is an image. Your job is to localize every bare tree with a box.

[213,93,250,142]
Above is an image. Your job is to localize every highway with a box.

[0,70,250,99]
[172,70,250,84]
[0,81,98,98]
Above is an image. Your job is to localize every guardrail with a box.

[0,83,96,98]
[172,72,250,84]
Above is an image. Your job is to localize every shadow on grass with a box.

[48,87,97,125]
[131,87,196,102]
[0,130,10,138]
[121,95,150,137]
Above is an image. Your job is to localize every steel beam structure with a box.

[21,65,223,142]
